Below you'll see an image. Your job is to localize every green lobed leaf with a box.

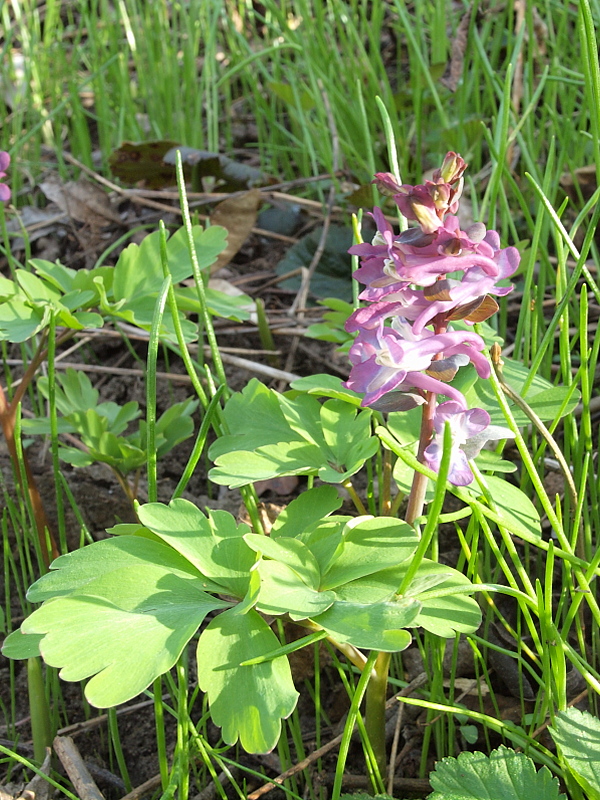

[254,561,335,619]
[38,369,99,415]
[300,517,351,575]
[82,431,146,473]
[16,269,62,304]
[56,447,95,467]
[209,380,378,487]
[30,258,77,294]
[60,289,96,311]
[466,475,542,542]
[27,536,220,602]
[98,400,141,435]
[112,225,227,302]
[475,450,518,474]
[311,598,419,651]
[290,374,363,406]
[429,745,565,800]
[320,516,418,590]
[244,534,321,589]
[402,560,482,637]
[22,565,230,707]
[209,379,304,459]
[331,565,408,604]
[0,275,17,298]
[137,499,255,598]
[21,417,75,435]
[462,359,581,426]
[1,629,44,659]
[197,608,298,753]
[270,486,343,539]
[550,707,600,800]
[209,443,322,487]
[0,297,49,342]
[386,406,424,447]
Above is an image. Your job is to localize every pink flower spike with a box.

[423,401,514,486]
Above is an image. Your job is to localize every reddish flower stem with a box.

[405,390,437,525]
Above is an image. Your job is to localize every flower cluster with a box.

[344,153,517,485]
[0,152,10,203]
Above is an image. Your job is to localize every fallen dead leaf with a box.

[5,205,68,249]
[209,189,262,272]
[108,140,180,188]
[560,163,598,202]
[440,9,470,92]
[39,176,122,227]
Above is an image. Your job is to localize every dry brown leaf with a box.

[209,189,261,272]
[39,176,122,227]
[440,10,471,92]
[560,164,598,203]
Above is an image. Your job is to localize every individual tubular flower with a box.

[0,152,10,203]
[423,401,514,486]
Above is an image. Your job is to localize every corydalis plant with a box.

[345,153,519,488]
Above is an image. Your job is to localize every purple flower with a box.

[0,152,10,203]
[372,172,404,197]
[345,150,518,491]
[433,152,467,186]
[344,318,489,407]
[423,401,514,486]
[351,213,515,300]
[394,153,467,229]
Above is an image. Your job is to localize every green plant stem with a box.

[0,745,79,800]
[0,326,74,565]
[364,651,391,777]
[342,479,368,515]
[147,272,171,504]
[255,298,279,368]
[0,388,57,568]
[380,447,392,515]
[27,657,53,764]
[108,707,132,792]
[153,677,169,791]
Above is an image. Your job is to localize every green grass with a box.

[2,0,600,797]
